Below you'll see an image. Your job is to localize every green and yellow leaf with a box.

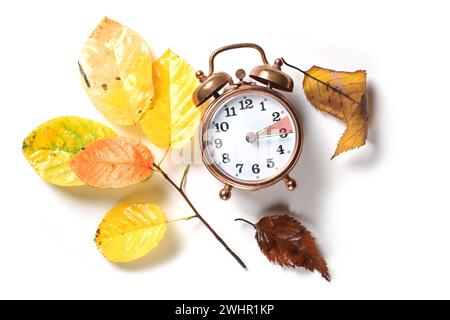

[140,49,201,149]
[71,137,153,188]
[95,203,167,263]
[22,116,116,186]
[79,17,154,125]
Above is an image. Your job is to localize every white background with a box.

[1,0,449,300]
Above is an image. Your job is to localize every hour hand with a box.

[245,116,293,144]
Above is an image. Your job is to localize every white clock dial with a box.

[204,92,298,183]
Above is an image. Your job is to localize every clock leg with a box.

[283,175,297,191]
[219,184,232,200]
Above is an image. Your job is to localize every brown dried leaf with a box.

[302,66,367,159]
[253,215,330,281]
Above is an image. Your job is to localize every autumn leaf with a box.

[70,137,153,188]
[302,65,367,159]
[140,49,201,149]
[22,116,116,186]
[238,215,330,281]
[95,203,167,262]
[79,17,154,125]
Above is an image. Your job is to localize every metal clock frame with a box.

[200,85,303,198]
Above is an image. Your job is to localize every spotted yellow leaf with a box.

[22,116,116,186]
[140,49,201,148]
[79,17,154,125]
[95,203,167,262]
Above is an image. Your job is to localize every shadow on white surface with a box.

[347,82,381,168]
[49,175,168,206]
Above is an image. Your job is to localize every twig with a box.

[154,163,247,270]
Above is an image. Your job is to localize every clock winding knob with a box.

[235,69,246,82]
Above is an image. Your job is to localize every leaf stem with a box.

[281,58,359,105]
[134,122,143,143]
[154,163,247,270]
[167,215,197,224]
[157,148,170,167]
[179,164,191,190]
[235,218,256,228]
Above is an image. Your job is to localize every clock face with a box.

[203,91,300,185]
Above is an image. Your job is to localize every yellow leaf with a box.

[95,203,167,263]
[79,17,154,125]
[140,49,201,148]
[22,116,116,186]
[71,137,153,188]
[335,105,368,158]
[302,66,367,158]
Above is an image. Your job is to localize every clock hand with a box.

[245,115,293,144]
[257,131,294,139]
[256,115,293,138]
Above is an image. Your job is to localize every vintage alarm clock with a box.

[192,43,303,200]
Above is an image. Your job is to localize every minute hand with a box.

[256,115,294,138]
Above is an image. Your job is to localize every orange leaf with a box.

[302,66,367,158]
[70,137,153,188]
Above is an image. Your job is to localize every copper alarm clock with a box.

[192,43,303,200]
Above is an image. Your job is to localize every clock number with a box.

[214,122,229,132]
[272,112,281,122]
[277,145,285,155]
[222,153,230,164]
[260,101,266,111]
[225,106,237,117]
[239,99,253,110]
[280,128,288,138]
[252,164,260,174]
[236,163,243,173]
[267,158,275,168]
[214,138,223,148]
